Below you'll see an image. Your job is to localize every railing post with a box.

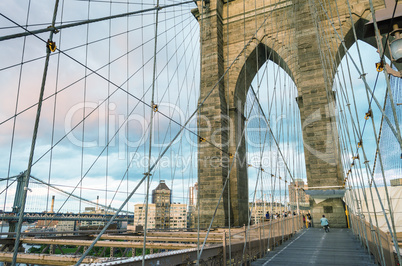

[386,232,396,266]
[259,225,262,258]
[262,220,266,255]
[223,231,227,265]
[248,228,252,262]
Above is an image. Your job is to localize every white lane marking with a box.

[262,230,307,266]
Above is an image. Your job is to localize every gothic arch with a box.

[232,42,295,111]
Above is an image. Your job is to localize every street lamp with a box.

[363,0,402,76]
[390,24,402,62]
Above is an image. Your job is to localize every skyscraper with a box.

[189,182,198,206]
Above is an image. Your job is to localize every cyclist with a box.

[320,215,329,232]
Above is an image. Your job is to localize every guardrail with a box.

[91,215,304,265]
[350,213,399,266]
[1,215,303,265]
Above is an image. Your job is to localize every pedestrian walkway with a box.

[252,228,377,265]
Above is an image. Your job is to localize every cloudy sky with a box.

[0,0,201,214]
[0,0,397,217]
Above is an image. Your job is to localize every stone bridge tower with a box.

[193,0,387,228]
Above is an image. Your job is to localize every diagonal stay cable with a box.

[75,5,274,260]
[99,22,200,215]
[249,85,295,183]
[0,11,192,127]
[75,43,232,264]
[0,11,192,73]
[29,175,133,214]
[76,6,267,262]
[1,13,230,168]
[0,0,195,41]
[0,11,248,165]
[317,0,402,149]
[1,7,206,231]
[6,21,207,167]
[14,24,200,226]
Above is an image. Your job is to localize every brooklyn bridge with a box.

[0,0,401,265]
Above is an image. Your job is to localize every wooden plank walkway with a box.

[252,228,377,265]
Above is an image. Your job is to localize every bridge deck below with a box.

[252,228,377,265]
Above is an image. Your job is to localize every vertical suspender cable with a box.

[142,0,160,265]
[11,0,60,264]
[332,0,385,261]
[367,1,402,263]
[4,0,32,232]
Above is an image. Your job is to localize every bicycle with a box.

[323,225,330,233]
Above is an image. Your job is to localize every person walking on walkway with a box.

[320,215,329,232]
[307,213,312,227]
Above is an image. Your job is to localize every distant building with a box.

[288,179,309,208]
[152,180,171,228]
[134,180,187,229]
[189,182,198,206]
[134,202,187,229]
[56,220,76,231]
[152,180,171,204]
[36,219,58,228]
[188,182,198,228]
[134,204,157,229]
[187,205,196,228]
[80,206,114,227]
[249,201,285,224]
[390,178,402,186]
[169,203,187,228]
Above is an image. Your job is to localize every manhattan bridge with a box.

[0,0,401,265]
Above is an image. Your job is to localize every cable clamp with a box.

[47,26,59,34]
[364,109,372,120]
[228,153,233,158]
[198,137,206,143]
[352,154,359,160]
[357,141,362,148]
[47,39,56,52]
[358,73,367,79]
[375,61,384,72]
[152,104,158,112]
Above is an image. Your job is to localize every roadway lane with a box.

[252,228,377,265]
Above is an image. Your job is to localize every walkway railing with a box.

[220,215,303,265]
[0,215,304,265]
[350,213,399,266]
